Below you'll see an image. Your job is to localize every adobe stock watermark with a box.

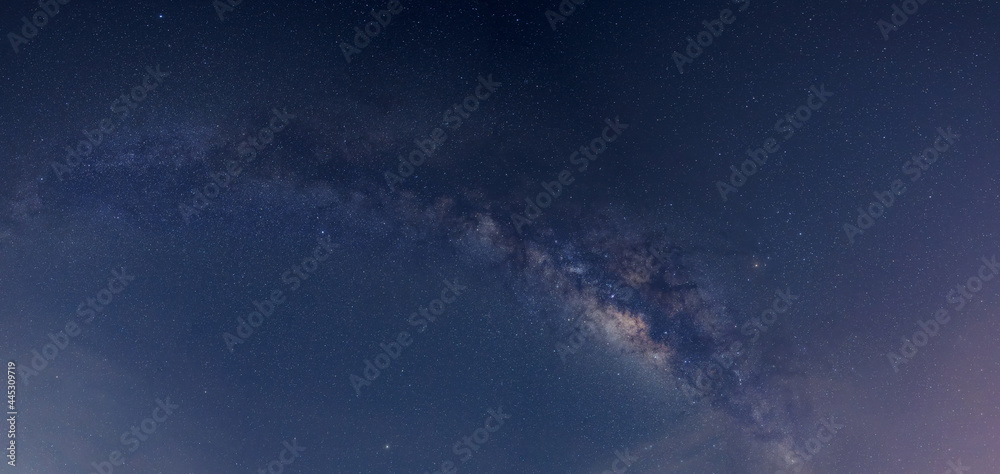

[715,84,833,201]
[89,397,179,474]
[256,439,306,474]
[555,318,596,363]
[940,459,971,474]
[340,0,403,63]
[510,117,628,235]
[886,254,998,373]
[7,0,72,54]
[424,407,511,474]
[6,362,15,468]
[842,126,958,245]
[877,0,933,40]
[618,241,675,290]
[212,0,246,22]
[671,0,750,75]
[51,66,171,182]
[350,279,468,397]
[223,234,336,352]
[19,268,137,387]
[384,74,500,191]
[600,448,640,474]
[774,416,844,474]
[544,0,589,32]
[179,108,296,223]
[683,287,799,402]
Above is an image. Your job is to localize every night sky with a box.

[1,0,998,473]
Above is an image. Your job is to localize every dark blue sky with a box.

[1,0,998,473]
